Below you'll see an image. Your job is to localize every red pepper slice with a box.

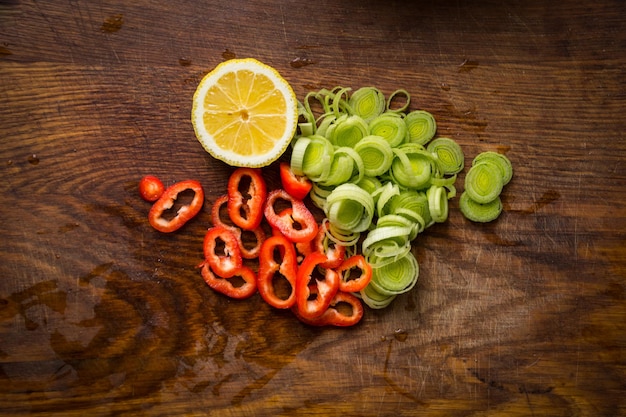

[280,162,312,200]
[227,168,267,231]
[148,180,204,233]
[258,235,298,309]
[293,290,364,327]
[201,263,257,299]
[202,225,243,278]
[211,194,236,229]
[295,251,340,320]
[211,194,265,259]
[271,208,313,260]
[139,175,165,202]
[313,220,346,269]
[336,254,372,293]
[264,189,318,243]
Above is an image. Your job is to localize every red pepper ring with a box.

[201,263,257,299]
[313,220,346,269]
[203,225,243,278]
[211,194,236,229]
[258,235,298,309]
[295,251,340,320]
[148,180,204,233]
[293,290,364,327]
[264,189,318,243]
[211,195,265,259]
[227,167,267,231]
[336,254,372,293]
[271,208,313,261]
[279,162,312,200]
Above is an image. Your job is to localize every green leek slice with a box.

[386,89,410,114]
[368,112,407,147]
[372,181,400,218]
[405,110,437,145]
[325,183,375,233]
[327,115,369,148]
[301,135,334,182]
[376,214,420,241]
[390,145,434,190]
[359,284,396,309]
[427,185,449,223]
[320,147,357,187]
[353,135,394,177]
[427,137,465,175]
[368,252,419,296]
[388,190,432,229]
[356,176,383,196]
[459,191,502,223]
[464,162,503,204]
[472,151,513,185]
[290,136,311,176]
[348,87,386,122]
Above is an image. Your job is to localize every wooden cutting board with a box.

[1,0,624,415]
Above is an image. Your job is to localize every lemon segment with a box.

[192,58,298,167]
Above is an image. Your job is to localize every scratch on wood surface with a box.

[279,5,287,44]
[524,386,536,416]
[574,343,580,387]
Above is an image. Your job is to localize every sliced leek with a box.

[369,112,407,147]
[459,191,502,223]
[464,162,503,204]
[386,89,410,114]
[359,284,396,309]
[354,135,394,177]
[427,137,465,175]
[368,252,419,296]
[356,176,383,196]
[301,135,334,182]
[388,190,432,231]
[427,185,449,223]
[327,114,369,148]
[325,183,375,233]
[390,145,434,190]
[405,110,437,145]
[460,151,513,222]
[288,85,517,311]
[348,87,386,122]
[472,151,513,185]
[319,147,359,187]
[372,181,400,218]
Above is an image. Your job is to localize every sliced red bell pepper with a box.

[139,175,165,202]
[211,194,265,259]
[336,254,372,293]
[148,179,204,233]
[271,208,313,260]
[280,162,312,200]
[227,168,266,231]
[264,189,318,243]
[313,220,346,269]
[202,225,242,278]
[293,290,364,327]
[211,194,236,229]
[295,251,339,320]
[201,263,257,299]
[258,235,298,309]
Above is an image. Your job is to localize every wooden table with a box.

[1,0,624,415]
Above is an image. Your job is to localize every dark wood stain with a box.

[100,14,124,33]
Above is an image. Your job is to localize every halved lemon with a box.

[191,58,298,167]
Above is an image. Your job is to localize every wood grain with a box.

[1,0,625,415]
